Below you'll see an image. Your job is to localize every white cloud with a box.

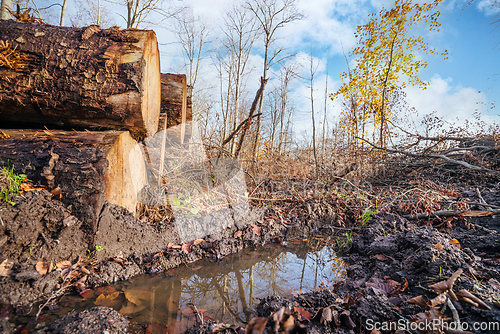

[476,0,500,15]
[404,74,496,129]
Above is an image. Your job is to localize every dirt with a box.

[2,162,500,333]
[33,306,129,334]
[0,178,341,333]
[186,203,500,333]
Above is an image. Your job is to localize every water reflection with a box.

[110,243,346,330]
[32,242,346,333]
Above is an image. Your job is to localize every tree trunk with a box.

[158,73,192,132]
[0,129,148,241]
[0,21,161,139]
[60,0,69,26]
[0,0,12,20]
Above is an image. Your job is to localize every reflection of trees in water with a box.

[118,247,346,327]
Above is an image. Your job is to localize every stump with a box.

[0,21,161,139]
[0,129,148,240]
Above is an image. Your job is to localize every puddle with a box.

[14,239,346,332]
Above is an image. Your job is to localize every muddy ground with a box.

[1,166,500,333]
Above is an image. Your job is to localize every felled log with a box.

[158,73,192,132]
[0,129,147,241]
[0,21,160,139]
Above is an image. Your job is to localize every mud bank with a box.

[0,187,338,309]
[187,213,500,333]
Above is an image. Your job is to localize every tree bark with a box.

[158,73,192,132]
[0,21,161,139]
[0,0,12,20]
[0,129,148,241]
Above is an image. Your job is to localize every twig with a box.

[476,187,493,211]
[220,113,262,147]
[188,302,204,324]
[36,270,72,320]
[404,209,500,220]
[355,137,500,176]
[447,297,462,331]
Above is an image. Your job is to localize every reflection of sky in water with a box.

[40,244,345,332]
[116,245,346,328]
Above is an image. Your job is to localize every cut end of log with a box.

[141,30,161,137]
[104,131,147,214]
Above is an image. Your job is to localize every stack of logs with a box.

[0,20,192,236]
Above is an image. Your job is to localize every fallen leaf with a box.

[181,308,207,317]
[352,280,365,288]
[168,243,181,250]
[428,268,463,294]
[456,289,491,310]
[56,260,72,271]
[408,295,428,309]
[245,317,268,334]
[125,289,151,306]
[401,278,409,292]
[182,241,194,254]
[340,310,356,329]
[166,319,190,334]
[145,322,168,334]
[294,306,311,322]
[448,239,461,249]
[120,302,146,315]
[388,296,402,305]
[35,261,51,275]
[112,255,129,266]
[80,289,96,299]
[386,279,402,295]
[74,275,87,292]
[94,291,121,307]
[252,225,261,236]
[193,238,204,246]
[366,277,392,296]
[320,307,332,325]
[234,231,244,238]
[96,286,116,296]
[433,242,443,250]
[374,254,386,260]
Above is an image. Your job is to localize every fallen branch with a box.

[404,209,500,220]
[235,77,268,158]
[220,113,262,147]
[355,137,500,177]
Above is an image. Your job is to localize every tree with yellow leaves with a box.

[334,0,448,148]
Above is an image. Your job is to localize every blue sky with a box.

[33,0,500,135]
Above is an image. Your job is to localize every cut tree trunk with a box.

[0,21,160,139]
[158,73,192,132]
[0,129,148,242]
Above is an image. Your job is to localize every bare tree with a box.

[0,0,12,19]
[106,0,181,29]
[218,3,258,153]
[70,0,115,27]
[245,0,302,161]
[309,51,319,179]
[173,10,212,137]
[59,0,68,25]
